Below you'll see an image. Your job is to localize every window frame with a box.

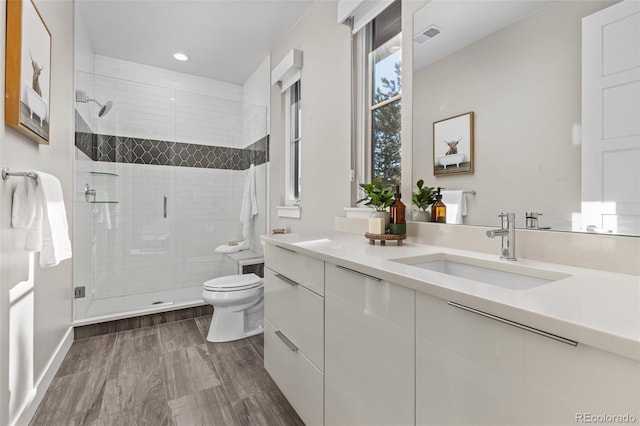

[351,2,402,205]
[284,80,302,205]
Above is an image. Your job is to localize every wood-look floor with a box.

[30,316,304,426]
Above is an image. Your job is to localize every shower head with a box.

[98,101,113,117]
[75,90,114,118]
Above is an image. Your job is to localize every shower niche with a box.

[72,64,268,324]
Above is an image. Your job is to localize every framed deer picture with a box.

[433,112,474,176]
[5,0,52,144]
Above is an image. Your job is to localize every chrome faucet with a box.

[486,212,516,261]
[525,212,541,229]
[525,211,551,230]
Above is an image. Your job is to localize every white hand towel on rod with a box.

[11,175,37,228]
[441,190,466,225]
[240,164,258,240]
[13,171,72,267]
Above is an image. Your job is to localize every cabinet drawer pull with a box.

[336,265,382,282]
[276,245,297,253]
[448,302,578,347]
[275,330,299,352]
[275,273,299,287]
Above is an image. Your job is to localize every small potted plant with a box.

[357,177,395,228]
[412,179,437,221]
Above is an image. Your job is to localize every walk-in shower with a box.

[72,66,268,325]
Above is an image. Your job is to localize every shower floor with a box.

[76,286,204,326]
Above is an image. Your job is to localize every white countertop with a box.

[262,232,640,362]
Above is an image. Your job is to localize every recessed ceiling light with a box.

[173,52,189,62]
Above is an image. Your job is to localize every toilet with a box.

[202,273,264,342]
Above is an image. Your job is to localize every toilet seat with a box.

[203,273,262,292]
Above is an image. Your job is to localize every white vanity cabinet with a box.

[325,262,415,426]
[263,244,325,426]
[416,292,640,425]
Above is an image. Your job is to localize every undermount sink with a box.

[391,253,570,290]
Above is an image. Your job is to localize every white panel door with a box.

[582,0,640,234]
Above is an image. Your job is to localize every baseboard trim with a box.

[13,326,73,426]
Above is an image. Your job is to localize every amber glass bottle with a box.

[431,187,447,223]
[390,185,407,235]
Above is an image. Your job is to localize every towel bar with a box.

[1,167,37,181]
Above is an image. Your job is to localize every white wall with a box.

[270,1,352,234]
[400,0,423,221]
[244,55,271,139]
[243,55,271,254]
[0,1,74,425]
[412,1,611,230]
[73,4,95,130]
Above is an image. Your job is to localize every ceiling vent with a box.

[414,25,443,44]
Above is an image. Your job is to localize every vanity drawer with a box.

[264,318,324,426]
[264,267,324,370]
[264,244,324,295]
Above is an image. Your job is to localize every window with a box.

[285,80,302,203]
[351,1,401,201]
[370,30,401,188]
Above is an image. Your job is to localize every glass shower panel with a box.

[74,72,178,319]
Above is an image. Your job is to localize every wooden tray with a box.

[364,232,407,246]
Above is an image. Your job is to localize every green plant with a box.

[412,179,437,211]
[357,177,395,212]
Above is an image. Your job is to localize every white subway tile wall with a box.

[85,56,247,147]
[89,161,254,300]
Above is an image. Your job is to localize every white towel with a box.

[14,172,72,268]
[11,176,37,228]
[441,190,467,225]
[240,164,258,240]
[215,240,249,254]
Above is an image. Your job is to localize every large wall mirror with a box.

[412,0,640,236]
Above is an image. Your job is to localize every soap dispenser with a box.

[431,187,447,223]
[389,185,406,235]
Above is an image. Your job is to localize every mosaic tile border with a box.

[74,110,267,170]
[75,111,269,170]
[75,132,268,171]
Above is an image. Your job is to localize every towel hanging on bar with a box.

[10,171,72,267]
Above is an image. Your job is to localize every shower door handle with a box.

[163,195,167,218]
